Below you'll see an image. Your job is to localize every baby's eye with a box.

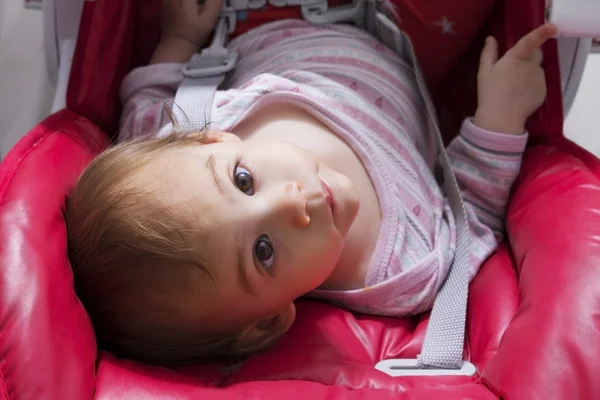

[234,165,254,195]
[254,235,274,274]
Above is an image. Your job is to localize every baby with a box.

[66,0,556,366]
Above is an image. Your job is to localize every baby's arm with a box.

[119,0,222,140]
[446,24,556,239]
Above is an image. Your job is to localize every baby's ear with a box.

[203,131,241,144]
[236,303,296,348]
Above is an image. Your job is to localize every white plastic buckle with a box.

[248,0,267,9]
[302,0,367,26]
[182,18,238,78]
[268,0,321,7]
[294,0,326,7]
[375,359,477,377]
[233,0,248,9]
[221,0,238,33]
[223,0,268,31]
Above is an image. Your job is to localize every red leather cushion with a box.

[2,0,599,399]
[482,139,600,399]
[0,110,109,399]
[5,114,600,400]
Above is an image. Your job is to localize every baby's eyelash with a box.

[234,153,260,189]
[265,239,279,277]
[254,236,279,277]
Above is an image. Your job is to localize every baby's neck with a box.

[318,244,372,290]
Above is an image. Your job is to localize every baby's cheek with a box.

[317,231,345,271]
[289,227,343,286]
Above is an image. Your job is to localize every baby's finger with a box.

[479,36,498,76]
[510,24,557,61]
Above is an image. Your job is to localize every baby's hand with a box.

[161,0,222,48]
[474,24,557,135]
[151,0,223,64]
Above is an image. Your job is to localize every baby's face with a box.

[146,136,360,334]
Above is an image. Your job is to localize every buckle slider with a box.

[182,52,238,78]
[302,0,367,26]
[375,359,477,377]
[181,17,239,79]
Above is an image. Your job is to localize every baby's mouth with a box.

[319,176,335,216]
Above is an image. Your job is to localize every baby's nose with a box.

[273,182,310,228]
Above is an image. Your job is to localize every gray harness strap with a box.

[368,12,472,370]
[171,18,237,133]
[173,0,475,376]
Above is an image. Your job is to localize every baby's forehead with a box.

[138,149,231,221]
[140,145,209,185]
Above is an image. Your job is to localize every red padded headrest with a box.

[0,110,109,399]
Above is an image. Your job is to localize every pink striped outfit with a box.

[119,20,527,317]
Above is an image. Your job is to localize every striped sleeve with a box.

[447,118,528,242]
[118,63,185,141]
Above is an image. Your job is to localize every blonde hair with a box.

[66,133,285,366]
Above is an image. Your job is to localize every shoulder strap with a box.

[384,25,473,371]
[365,8,474,375]
[171,18,237,133]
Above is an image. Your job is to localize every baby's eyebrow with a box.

[206,153,225,194]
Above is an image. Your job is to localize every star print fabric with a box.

[225,0,498,90]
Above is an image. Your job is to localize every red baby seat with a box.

[2,0,600,399]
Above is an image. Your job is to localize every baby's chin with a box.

[339,186,360,238]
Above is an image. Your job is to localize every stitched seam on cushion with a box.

[549,137,600,181]
[0,367,8,400]
[0,113,74,400]
[0,127,52,400]
[0,130,54,202]
[569,147,600,179]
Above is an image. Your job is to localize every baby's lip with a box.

[319,176,335,216]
